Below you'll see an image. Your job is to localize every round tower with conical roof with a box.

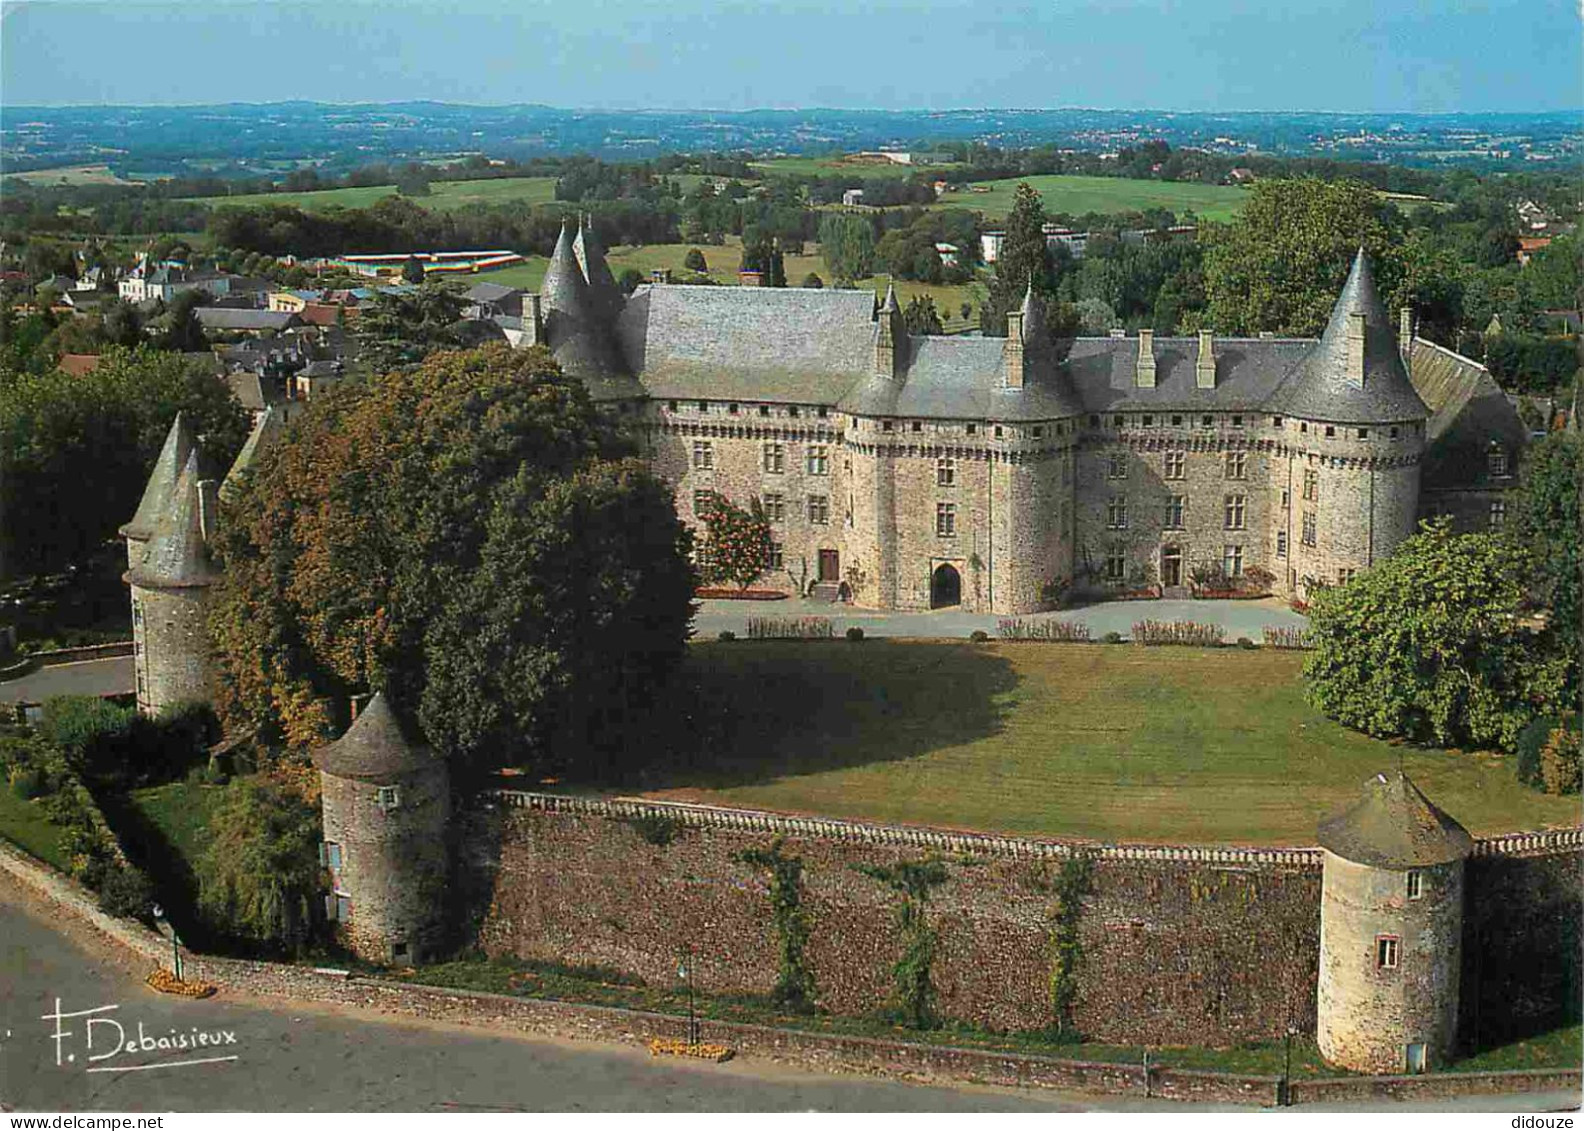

[121,411,194,569]
[126,449,219,717]
[1264,250,1429,599]
[312,692,450,966]
[1316,771,1473,1074]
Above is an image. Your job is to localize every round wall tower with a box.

[1315,772,1473,1074]
[126,450,218,718]
[312,692,450,966]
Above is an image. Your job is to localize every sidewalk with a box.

[693,596,1308,641]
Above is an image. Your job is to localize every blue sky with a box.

[3,0,1579,112]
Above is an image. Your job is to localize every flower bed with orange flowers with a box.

[647,1037,734,1062]
[146,969,217,999]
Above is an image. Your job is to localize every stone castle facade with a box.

[503,221,1526,613]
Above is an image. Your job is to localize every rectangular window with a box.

[808,495,829,525]
[1201,414,1213,427]
[1406,871,1423,900]
[1105,545,1126,581]
[1324,425,1336,438]
[1225,451,1247,480]
[1223,544,1244,577]
[728,403,740,415]
[1376,935,1400,970]
[1112,414,1124,427]
[789,406,800,418]
[1107,451,1127,479]
[1171,414,1183,426]
[1281,487,1291,508]
[1142,415,1154,427]
[912,421,922,433]
[1165,495,1185,529]
[1302,512,1317,547]
[1489,500,1506,529]
[376,785,401,811]
[1233,415,1244,428]
[1272,415,1284,427]
[1357,428,1369,439]
[763,443,785,473]
[994,426,1003,438]
[882,420,894,432]
[807,445,829,475]
[1164,451,1186,480]
[1224,494,1247,530]
[697,401,709,413]
[1107,495,1129,530]
[320,842,343,870]
[758,404,770,417]
[693,490,712,516]
[692,440,713,470]
[667,400,678,412]
[767,542,784,571]
[1033,425,1044,439]
[1489,448,1508,476]
[1276,530,1288,558]
[967,423,977,435]
[1302,469,1319,502]
[936,502,956,537]
[937,456,956,486]
[817,406,828,418]
[1338,567,1357,584]
[761,493,785,522]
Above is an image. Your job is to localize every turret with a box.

[875,284,905,379]
[312,692,450,966]
[539,218,624,382]
[120,412,194,569]
[1316,772,1473,1074]
[220,404,284,504]
[573,214,622,322]
[125,451,219,717]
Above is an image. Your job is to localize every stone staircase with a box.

[809,581,845,604]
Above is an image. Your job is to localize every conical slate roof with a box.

[1317,771,1474,868]
[540,218,626,382]
[879,283,899,314]
[1267,249,1429,424]
[311,692,441,781]
[1019,281,1048,345]
[541,219,592,320]
[121,411,193,542]
[126,450,219,589]
[220,405,283,503]
[574,215,622,319]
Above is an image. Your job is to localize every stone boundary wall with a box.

[489,790,1584,863]
[32,641,136,666]
[0,837,1575,1108]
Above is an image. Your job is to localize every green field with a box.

[186,175,559,213]
[2,163,136,186]
[0,786,70,871]
[127,779,227,863]
[639,641,1578,845]
[935,174,1250,222]
[750,156,962,179]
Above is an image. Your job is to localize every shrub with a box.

[969,630,990,643]
[1515,715,1555,787]
[746,617,835,640]
[1131,620,1226,647]
[1540,723,1581,795]
[1237,637,1257,649]
[997,619,1091,643]
[845,626,865,642]
[1243,564,1276,592]
[717,630,736,642]
[197,778,325,956]
[98,863,154,919]
[1102,631,1123,645]
[1263,625,1310,650]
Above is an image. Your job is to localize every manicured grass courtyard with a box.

[0,786,70,871]
[124,779,227,863]
[642,641,1579,845]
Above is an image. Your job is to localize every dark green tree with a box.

[401,255,427,284]
[155,289,209,353]
[1514,431,1582,699]
[903,295,944,336]
[197,778,324,956]
[684,248,708,273]
[1302,520,1570,752]
[352,284,468,371]
[818,213,876,285]
[979,182,1054,337]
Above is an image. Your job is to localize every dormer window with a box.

[377,785,401,811]
[1143,415,1154,426]
[698,401,709,413]
[1488,447,1508,476]
[1272,416,1283,427]
[667,401,679,412]
[1089,414,1100,427]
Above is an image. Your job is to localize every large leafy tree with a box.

[1200,178,1410,335]
[818,213,876,285]
[1514,431,1582,698]
[351,284,469,371]
[979,182,1055,336]
[209,344,696,779]
[0,347,249,578]
[197,778,324,957]
[1302,520,1570,752]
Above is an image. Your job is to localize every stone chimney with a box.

[1135,328,1156,388]
[525,293,543,347]
[1196,329,1216,389]
[876,285,904,380]
[1004,307,1025,390]
[1399,306,1413,369]
[1346,311,1367,388]
[197,479,219,544]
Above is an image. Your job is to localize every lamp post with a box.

[677,946,698,1047]
[152,903,182,981]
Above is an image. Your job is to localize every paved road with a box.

[0,658,135,705]
[694,596,1308,641]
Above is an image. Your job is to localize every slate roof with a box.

[311,692,441,781]
[1065,337,1312,414]
[619,285,875,404]
[121,412,193,543]
[1266,249,1429,425]
[840,336,1083,421]
[1317,772,1473,868]
[196,308,300,332]
[464,281,521,305]
[1409,337,1530,491]
[126,451,219,589]
[221,404,284,502]
[224,370,284,412]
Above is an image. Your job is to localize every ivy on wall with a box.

[857,858,949,1029]
[737,837,816,1012]
[1047,851,1095,1038]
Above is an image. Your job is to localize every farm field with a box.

[184,175,559,213]
[3,163,136,186]
[479,237,986,332]
[938,174,1251,222]
[750,155,963,179]
[638,641,1578,845]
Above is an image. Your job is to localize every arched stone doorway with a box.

[931,562,962,609]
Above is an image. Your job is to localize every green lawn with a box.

[185,176,559,213]
[0,786,70,871]
[126,779,227,863]
[937,174,1251,222]
[639,642,1579,845]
